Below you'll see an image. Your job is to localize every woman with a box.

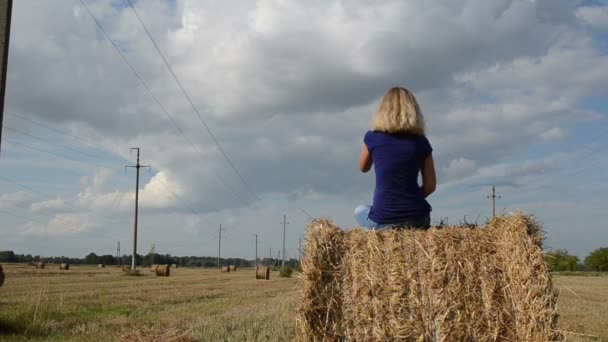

[355,87,436,229]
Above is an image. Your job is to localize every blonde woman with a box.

[355,87,436,229]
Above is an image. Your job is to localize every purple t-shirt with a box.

[364,130,432,224]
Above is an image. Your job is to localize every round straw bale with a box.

[221,266,230,273]
[59,263,70,270]
[98,264,105,268]
[150,264,159,273]
[255,266,270,280]
[0,264,4,287]
[296,214,559,342]
[36,262,45,269]
[171,264,178,268]
[228,265,236,272]
[121,265,131,272]
[155,264,170,277]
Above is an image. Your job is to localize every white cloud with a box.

[577,5,608,30]
[2,0,607,258]
[0,190,37,209]
[444,158,477,181]
[30,198,65,213]
[540,126,568,142]
[21,213,95,236]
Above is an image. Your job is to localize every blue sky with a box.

[1,0,607,260]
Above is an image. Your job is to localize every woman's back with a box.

[364,130,432,224]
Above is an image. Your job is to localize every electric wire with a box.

[123,0,262,203]
[78,0,252,208]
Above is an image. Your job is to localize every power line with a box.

[77,0,253,208]
[123,0,262,203]
[9,111,95,145]
[5,114,220,235]
[5,125,107,161]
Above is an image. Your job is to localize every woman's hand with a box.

[359,144,373,173]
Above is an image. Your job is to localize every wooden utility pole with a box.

[298,237,302,262]
[487,186,501,218]
[281,214,289,269]
[126,148,149,271]
[217,224,224,269]
[255,234,258,270]
[116,241,121,265]
[0,0,12,155]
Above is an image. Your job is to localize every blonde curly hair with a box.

[372,87,425,135]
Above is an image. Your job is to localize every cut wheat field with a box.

[0,264,606,341]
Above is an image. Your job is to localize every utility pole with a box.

[255,234,258,270]
[116,241,121,265]
[217,224,225,269]
[126,148,149,271]
[269,247,272,267]
[149,244,155,266]
[281,214,289,269]
[298,237,302,262]
[0,0,13,155]
[487,186,501,218]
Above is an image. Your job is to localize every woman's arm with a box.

[421,154,436,197]
[359,144,373,173]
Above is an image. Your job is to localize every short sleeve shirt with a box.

[364,130,432,223]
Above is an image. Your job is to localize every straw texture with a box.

[256,266,270,280]
[296,213,559,341]
[155,265,170,277]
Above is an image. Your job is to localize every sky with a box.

[0,0,607,260]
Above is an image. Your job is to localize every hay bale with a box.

[221,266,230,273]
[172,263,178,268]
[98,264,105,268]
[256,266,270,280]
[229,265,237,272]
[59,263,70,270]
[122,265,131,272]
[36,262,45,269]
[0,264,4,287]
[150,264,159,273]
[155,264,170,277]
[296,213,559,341]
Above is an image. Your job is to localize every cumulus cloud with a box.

[0,190,37,209]
[2,0,607,257]
[540,127,568,142]
[444,158,477,181]
[577,5,608,30]
[21,213,96,236]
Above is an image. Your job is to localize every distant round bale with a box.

[121,265,131,272]
[36,262,45,269]
[0,264,4,287]
[98,264,105,268]
[221,266,230,273]
[155,264,170,277]
[171,264,178,268]
[150,264,159,273]
[256,266,270,280]
[59,263,70,270]
[228,265,237,272]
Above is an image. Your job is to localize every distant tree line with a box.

[545,247,608,272]
[0,250,302,269]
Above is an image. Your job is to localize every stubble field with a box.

[0,264,605,341]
